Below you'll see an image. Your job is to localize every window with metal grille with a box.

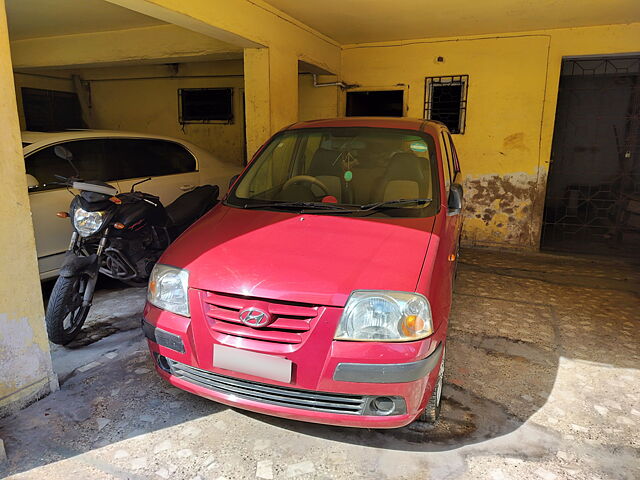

[424,75,468,134]
[178,88,233,124]
[22,87,84,132]
[346,90,404,117]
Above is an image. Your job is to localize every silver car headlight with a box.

[148,264,190,317]
[73,208,106,237]
[335,290,433,341]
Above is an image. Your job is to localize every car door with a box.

[25,139,113,279]
[441,132,463,280]
[108,138,200,206]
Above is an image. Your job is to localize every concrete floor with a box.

[0,249,638,479]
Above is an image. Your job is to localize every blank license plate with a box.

[213,344,292,383]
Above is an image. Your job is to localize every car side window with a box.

[440,133,452,191]
[25,139,111,191]
[107,139,197,180]
[446,132,461,179]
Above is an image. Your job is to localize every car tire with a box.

[419,346,445,424]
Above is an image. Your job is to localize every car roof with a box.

[286,117,446,132]
[21,129,196,149]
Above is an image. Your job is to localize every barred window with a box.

[179,88,233,124]
[22,87,84,132]
[424,75,468,134]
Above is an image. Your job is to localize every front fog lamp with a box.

[147,264,190,317]
[73,208,105,237]
[335,291,433,341]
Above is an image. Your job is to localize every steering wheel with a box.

[281,175,329,197]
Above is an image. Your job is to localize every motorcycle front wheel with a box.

[45,275,91,345]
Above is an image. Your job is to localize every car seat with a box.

[309,148,344,201]
[380,152,430,202]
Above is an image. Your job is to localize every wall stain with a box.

[462,172,545,248]
[502,133,527,151]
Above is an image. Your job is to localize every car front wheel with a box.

[419,346,445,423]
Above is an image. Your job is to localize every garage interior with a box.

[0,0,638,479]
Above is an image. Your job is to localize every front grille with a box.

[201,291,320,345]
[168,359,366,415]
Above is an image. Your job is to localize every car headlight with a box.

[73,208,106,237]
[335,291,433,341]
[147,264,190,317]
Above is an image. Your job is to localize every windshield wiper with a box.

[243,201,352,211]
[359,198,433,211]
[242,198,432,214]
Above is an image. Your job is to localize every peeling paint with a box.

[461,171,547,248]
[0,314,50,396]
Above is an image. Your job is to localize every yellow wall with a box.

[14,62,342,168]
[0,0,57,417]
[342,22,640,249]
[79,60,247,165]
[106,1,342,157]
[298,73,339,121]
[14,61,247,166]
[243,46,300,158]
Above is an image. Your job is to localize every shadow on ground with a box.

[250,249,639,455]
[1,248,638,478]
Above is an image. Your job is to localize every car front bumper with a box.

[143,296,446,429]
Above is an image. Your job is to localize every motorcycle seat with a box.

[166,184,219,228]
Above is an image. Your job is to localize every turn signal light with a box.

[114,222,126,230]
[400,315,425,337]
[110,196,122,204]
[56,212,69,218]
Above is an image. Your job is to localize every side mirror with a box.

[26,174,39,189]
[54,145,73,161]
[229,174,240,188]
[447,183,463,216]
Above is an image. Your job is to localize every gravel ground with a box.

[0,248,638,480]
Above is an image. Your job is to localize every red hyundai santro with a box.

[143,117,463,428]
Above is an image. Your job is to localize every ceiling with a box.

[266,0,640,44]
[6,0,638,46]
[6,0,164,40]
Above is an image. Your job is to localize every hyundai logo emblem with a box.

[238,307,272,328]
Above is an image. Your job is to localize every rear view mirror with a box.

[447,183,463,216]
[54,145,73,161]
[26,174,39,189]
[53,144,80,177]
[229,174,240,188]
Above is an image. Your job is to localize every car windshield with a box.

[227,127,439,217]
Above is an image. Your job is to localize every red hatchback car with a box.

[143,117,463,428]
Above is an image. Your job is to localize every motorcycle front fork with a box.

[69,230,109,307]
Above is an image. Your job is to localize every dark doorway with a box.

[22,87,84,131]
[541,56,640,257]
[346,90,404,117]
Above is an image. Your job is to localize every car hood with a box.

[161,205,436,307]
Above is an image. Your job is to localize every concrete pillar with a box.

[0,0,57,417]
[244,47,298,159]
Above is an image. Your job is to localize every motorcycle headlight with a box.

[147,264,190,317]
[73,208,106,237]
[335,291,433,341]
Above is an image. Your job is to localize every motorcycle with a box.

[45,145,219,345]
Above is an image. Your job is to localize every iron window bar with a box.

[424,75,469,134]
